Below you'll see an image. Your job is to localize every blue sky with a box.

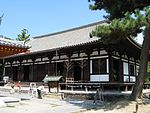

[0,0,105,39]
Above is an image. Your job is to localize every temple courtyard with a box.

[0,86,149,113]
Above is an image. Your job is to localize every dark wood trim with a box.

[90,73,109,75]
[118,55,123,82]
[47,54,53,63]
[127,57,130,82]
[87,54,90,81]
[66,52,73,62]
[134,59,137,76]
[108,52,113,82]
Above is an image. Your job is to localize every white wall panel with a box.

[130,76,136,82]
[107,59,109,73]
[90,74,109,82]
[124,76,129,82]
[90,60,92,74]
[123,62,128,74]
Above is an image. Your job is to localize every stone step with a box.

[44,93,63,99]
[0,96,21,107]
[0,97,20,103]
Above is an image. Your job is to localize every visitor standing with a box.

[16,81,21,94]
[10,82,15,94]
[28,82,36,97]
[37,84,44,99]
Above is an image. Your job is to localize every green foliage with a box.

[89,0,150,20]
[145,73,150,83]
[91,7,150,44]
[16,29,30,44]
[89,0,150,100]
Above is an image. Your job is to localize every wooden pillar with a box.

[85,49,92,81]
[55,51,59,76]
[47,54,53,75]
[80,60,86,81]
[18,58,24,81]
[66,52,73,80]
[118,52,123,83]
[67,52,72,62]
[31,57,36,81]
[18,58,23,66]
[48,54,53,63]
[10,60,13,81]
[87,54,90,81]
[105,46,114,82]
[127,55,130,82]
[57,81,59,93]
[34,64,38,81]
[29,66,32,81]
[31,63,34,81]
[108,52,113,82]
[17,66,24,81]
[2,59,6,81]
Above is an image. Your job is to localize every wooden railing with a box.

[59,82,136,92]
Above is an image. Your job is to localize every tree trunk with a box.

[130,27,150,101]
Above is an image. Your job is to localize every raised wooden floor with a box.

[60,82,150,92]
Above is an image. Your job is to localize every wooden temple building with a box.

[0,21,144,91]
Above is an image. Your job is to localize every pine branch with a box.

[91,7,150,44]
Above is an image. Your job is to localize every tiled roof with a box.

[0,37,29,48]
[28,21,106,53]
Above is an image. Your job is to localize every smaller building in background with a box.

[0,36,30,81]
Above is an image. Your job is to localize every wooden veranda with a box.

[59,82,135,92]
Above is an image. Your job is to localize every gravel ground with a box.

[0,89,149,113]
[0,91,96,113]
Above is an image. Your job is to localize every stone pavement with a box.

[0,85,99,113]
[0,85,149,113]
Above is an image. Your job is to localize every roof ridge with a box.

[33,20,106,39]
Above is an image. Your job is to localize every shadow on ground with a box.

[63,95,150,112]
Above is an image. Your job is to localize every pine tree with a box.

[89,0,150,100]
[16,29,30,45]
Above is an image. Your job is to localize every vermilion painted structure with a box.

[0,37,29,57]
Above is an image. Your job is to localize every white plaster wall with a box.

[90,74,109,82]
[100,50,107,55]
[124,76,129,82]
[136,65,139,76]
[60,55,68,59]
[71,53,78,58]
[123,62,128,74]
[90,60,92,74]
[42,57,49,61]
[91,51,98,56]
[80,53,87,57]
[107,59,109,73]
[130,76,136,82]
